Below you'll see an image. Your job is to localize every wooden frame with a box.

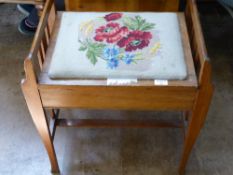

[21,0,214,174]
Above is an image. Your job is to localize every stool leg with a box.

[179,84,213,175]
[21,68,59,173]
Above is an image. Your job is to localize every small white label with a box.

[154,80,168,86]
[107,78,138,85]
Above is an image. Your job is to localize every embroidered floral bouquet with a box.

[78,13,161,69]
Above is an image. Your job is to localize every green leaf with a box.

[79,45,87,51]
[123,16,155,31]
[123,17,131,25]
[79,40,107,65]
[88,43,106,56]
[135,16,144,27]
[85,42,107,65]
[123,17,138,30]
[86,50,97,65]
[140,23,155,31]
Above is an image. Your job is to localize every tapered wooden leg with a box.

[21,60,59,173]
[179,83,213,175]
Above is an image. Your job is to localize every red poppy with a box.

[94,23,129,43]
[104,13,122,21]
[117,30,152,52]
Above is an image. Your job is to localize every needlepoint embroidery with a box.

[78,13,161,69]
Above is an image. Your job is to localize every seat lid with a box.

[48,12,187,80]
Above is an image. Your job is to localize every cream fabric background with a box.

[48,12,187,80]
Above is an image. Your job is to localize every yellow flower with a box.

[150,43,161,55]
[79,20,94,35]
[85,24,94,35]
[79,20,91,31]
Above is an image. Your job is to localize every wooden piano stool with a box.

[21,0,214,174]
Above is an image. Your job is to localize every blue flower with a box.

[107,58,119,69]
[122,53,135,65]
[103,46,120,60]
[103,46,120,69]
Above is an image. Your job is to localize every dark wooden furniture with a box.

[65,0,180,11]
[21,0,214,174]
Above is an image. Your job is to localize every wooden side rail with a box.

[21,0,60,172]
[25,0,55,76]
[179,2,214,174]
[185,0,212,85]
